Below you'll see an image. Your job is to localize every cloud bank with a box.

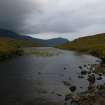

[0,0,105,39]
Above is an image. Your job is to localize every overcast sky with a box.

[0,0,105,40]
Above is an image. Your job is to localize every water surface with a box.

[0,47,101,105]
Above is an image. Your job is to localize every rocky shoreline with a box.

[64,63,105,105]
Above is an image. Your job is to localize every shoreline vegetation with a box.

[57,33,105,63]
[0,37,40,61]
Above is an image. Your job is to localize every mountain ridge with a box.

[0,29,69,46]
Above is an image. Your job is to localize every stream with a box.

[0,47,102,105]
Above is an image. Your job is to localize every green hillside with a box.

[58,33,105,61]
[0,37,40,61]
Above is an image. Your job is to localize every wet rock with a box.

[88,71,91,74]
[65,94,72,101]
[94,64,97,66]
[98,73,102,76]
[71,96,80,105]
[63,81,71,86]
[78,75,84,79]
[81,70,87,75]
[87,73,96,84]
[86,67,89,69]
[69,86,77,92]
[56,93,62,96]
[87,73,96,91]
[78,66,82,69]
[96,60,100,63]
[65,94,80,105]
[64,67,67,70]
[97,76,103,80]
[84,65,87,67]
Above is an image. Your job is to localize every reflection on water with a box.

[0,47,101,105]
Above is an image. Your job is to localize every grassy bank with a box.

[57,33,105,62]
[0,37,40,61]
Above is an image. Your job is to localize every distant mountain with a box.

[0,29,35,40]
[42,38,69,46]
[0,29,69,46]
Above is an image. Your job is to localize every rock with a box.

[71,96,80,104]
[63,81,71,86]
[84,65,87,67]
[56,93,62,96]
[65,94,72,101]
[96,60,100,63]
[97,76,103,80]
[65,94,80,104]
[78,66,82,69]
[88,71,91,74]
[78,75,84,79]
[81,70,87,75]
[64,67,67,70]
[87,73,96,84]
[98,73,102,76]
[69,86,77,92]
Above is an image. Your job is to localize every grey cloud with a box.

[0,0,39,32]
[0,0,105,37]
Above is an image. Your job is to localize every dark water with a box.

[0,47,101,105]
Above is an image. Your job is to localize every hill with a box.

[40,38,69,46]
[0,29,41,61]
[0,37,22,60]
[58,33,105,61]
[0,29,68,47]
[0,37,41,61]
